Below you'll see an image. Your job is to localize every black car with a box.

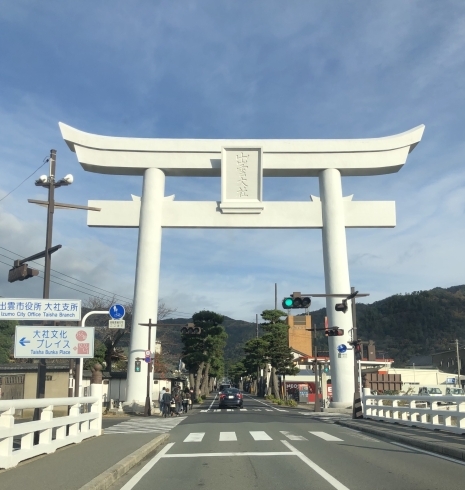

[219,388,243,409]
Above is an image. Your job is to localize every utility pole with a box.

[274,283,277,310]
[30,150,99,430]
[256,313,260,396]
[350,286,363,419]
[139,318,156,417]
[455,339,462,387]
[33,150,56,424]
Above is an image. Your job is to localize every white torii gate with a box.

[60,122,424,409]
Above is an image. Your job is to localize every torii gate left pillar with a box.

[60,122,424,411]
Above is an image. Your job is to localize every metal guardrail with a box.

[363,393,465,434]
[0,384,102,469]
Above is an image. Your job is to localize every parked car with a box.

[418,387,442,396]
[219,388,243,409]
[445,387,465,396]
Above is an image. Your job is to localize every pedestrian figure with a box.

[175,391,182,416]
[182,391,190,413]
[159,387,166,416]
[162,388,171,418]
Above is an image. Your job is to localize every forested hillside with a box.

[303,285,465,366]
[150,285,465,368]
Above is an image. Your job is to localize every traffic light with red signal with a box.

[325,328,344,337]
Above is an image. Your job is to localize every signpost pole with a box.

[138,318,156,417]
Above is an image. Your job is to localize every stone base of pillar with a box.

[329,401,353,409]
[122,400,148,414]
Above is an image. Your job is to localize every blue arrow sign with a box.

[109,304,125,320]
[337,344,347,354]
[19,337,30,347]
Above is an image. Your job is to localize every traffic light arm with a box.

[13,244,62,267]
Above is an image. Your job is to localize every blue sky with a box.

[1,1,465,323]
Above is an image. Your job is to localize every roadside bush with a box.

[196,396,203,404]
[285,399,298,407]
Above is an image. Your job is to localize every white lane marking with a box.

[184,433,205,442]
[265,409,273,411]
[220,432,237,441]
[240,408,247,411]
[309,431,343,442]
[208,394,218,410]
[250,431,272,441]
[390,442,465,466]
[164,452,294,458]
[120,443,174,490]
[275,409,288,412]
[281,440,350,490]
[243,394,281,411]
[280,431,308,441]
[227,409,233,412]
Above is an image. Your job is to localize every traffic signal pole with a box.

[313,324,321,412]
[350,287,363,419]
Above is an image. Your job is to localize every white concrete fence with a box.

[363,390,465,434]
[0,369,103,470]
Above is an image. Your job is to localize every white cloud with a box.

[0,1,464,324]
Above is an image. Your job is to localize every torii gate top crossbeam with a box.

[59,123,424,178]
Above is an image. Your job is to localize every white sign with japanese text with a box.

[109,320,125,329]
[0,299,81,321]
[14,326,94,358]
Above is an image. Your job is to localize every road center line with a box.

[119,443,175,490]
[281,440,350,490]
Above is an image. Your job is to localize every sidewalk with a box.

[0,404,202,490]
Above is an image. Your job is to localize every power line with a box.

[0,246,133,302]
[0,156,49,203]
[0,259,131,303]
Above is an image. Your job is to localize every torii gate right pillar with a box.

[319,168,354,407]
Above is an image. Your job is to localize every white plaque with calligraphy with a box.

[220,147,263,214]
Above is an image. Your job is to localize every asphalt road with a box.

[108,394,465,490]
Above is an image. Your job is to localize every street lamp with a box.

[30,149,100,426]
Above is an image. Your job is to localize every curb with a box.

[79,433,170,490]
[336,420,465,462]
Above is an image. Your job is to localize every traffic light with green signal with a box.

[135,360,141,372]
[282,292,311,309]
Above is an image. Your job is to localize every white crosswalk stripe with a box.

[250,431,272,441]
[105,416,185,434]
[180,430,342,443]
[220,432,237,441]
[309,431,343,441]
[184,433,205,442]
[280,431,308,441]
